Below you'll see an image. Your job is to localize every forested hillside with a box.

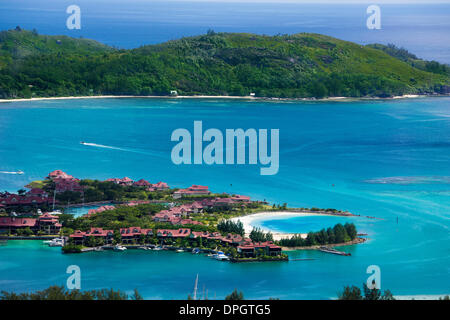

[0,28,448,99]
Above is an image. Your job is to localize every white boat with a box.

[113,245,127,251]
[138,246,149,250]
[16,170,24,175]
[46,238,64,247]
[212,251,230,261]
[176,249,184,253]
[153,246,163,251]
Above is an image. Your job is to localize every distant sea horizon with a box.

[0,0,449,63]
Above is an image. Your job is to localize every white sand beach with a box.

[230,211,333,241]
[0,93,434,104]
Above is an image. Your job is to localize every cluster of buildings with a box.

[106,177,170,191]
[0,212,62,235]
[152,194,251,225]
[68,227,282,257]
[48,170,84,193]
[0,188,51,206]
[173,185,210,199]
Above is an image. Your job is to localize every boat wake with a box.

[0,170,24,175]
[80,142,127,151]
[80,141,165,159]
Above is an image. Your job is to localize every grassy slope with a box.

[0,29,448,99]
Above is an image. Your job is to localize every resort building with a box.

[0,188,50,206]
[149,181,170,191]
[133,179,151,187]
[119,227,153,243]
[69,227,114,245]
[106,177,134,186]
[237,241,282,257]
[0,213,62,235]
[47,170,74,180]
[173,185,211,199]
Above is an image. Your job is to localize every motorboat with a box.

[176,249,184,253]
[45,238,64,247]
[192,248,200,254]
[212,251,230,261]
[113,245,127,251]
[153,246,163,251]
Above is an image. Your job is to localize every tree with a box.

[225,289,244,300]
[338,286,362,300]
[363,283,381,300]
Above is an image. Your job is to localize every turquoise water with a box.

[254,215,359,234]
[0,97,449,299]
[65,203,113,217]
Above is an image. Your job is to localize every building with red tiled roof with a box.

[119,227,153,243]
[133,179,151,187]
[156,228,191,239]
[0,213,62,235]
[48,170,73,180]
[69,227,114,245]
[173,185,211,199]
[106,177,134,186]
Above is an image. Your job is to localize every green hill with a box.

[0,28,448,99]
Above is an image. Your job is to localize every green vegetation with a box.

[62,244,82,253]
[1,28,448,99]
[217,219,245,236]
[277,222,357,247]
[338,283,395,300]
[0,285,143,300]
[249,227,273,242]
[225,289,245,300]
[367,43,450,76]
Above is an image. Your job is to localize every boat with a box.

[138,246,149,250]
[212,251,230,261]
[45,238,64,247]
[176,249,184,253]
[16,170,24,175]
[192,248,200,254]
[113,245,127,251]
[319,246,351,256]
[153,246,163,251]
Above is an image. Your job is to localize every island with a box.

[0,170,365,262]
[0,28,448,100]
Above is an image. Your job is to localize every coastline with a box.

[230,210,344,241]
[0,93,443,104]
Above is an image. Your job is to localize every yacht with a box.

[212,251,230,261]
[45,238,64,247]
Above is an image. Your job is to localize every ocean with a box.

[0,97,449,299]
[0,0,449,63]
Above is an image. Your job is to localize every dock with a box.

[318,246,351,256]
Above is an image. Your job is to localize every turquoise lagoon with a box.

[0,97,449,299]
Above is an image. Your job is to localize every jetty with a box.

[318,246,351,256]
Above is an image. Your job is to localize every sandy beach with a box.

[0,93,436,104]
[230,210,337,241]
